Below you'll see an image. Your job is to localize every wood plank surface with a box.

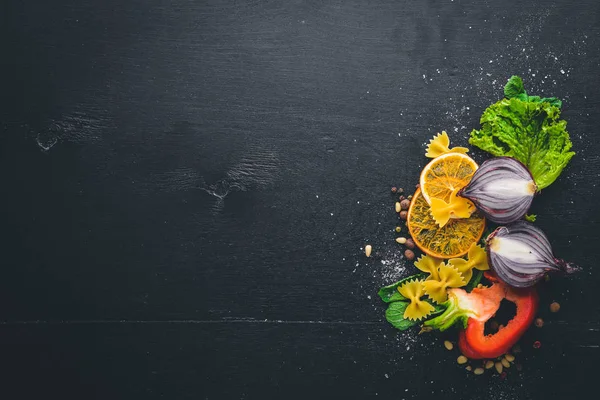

[1,0,599,398]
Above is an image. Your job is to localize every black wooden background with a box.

[2,1,599,399]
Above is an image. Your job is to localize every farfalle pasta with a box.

[425,131,469,158]
[448,244,490,283]
[422,263,466,304]
[429,188,476,227]
[414,255,442,280]
[397,279,435,321]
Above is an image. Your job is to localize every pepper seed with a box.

[457,355,468,364]
[444,341,453,350]
[400,199,411,210]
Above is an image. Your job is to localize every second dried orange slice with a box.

[407,188,485,259]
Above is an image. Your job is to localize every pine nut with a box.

[365,245,372,257]
[495,362,503,374]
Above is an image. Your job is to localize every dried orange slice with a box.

[419,152,478,205]
[407,188,485,259]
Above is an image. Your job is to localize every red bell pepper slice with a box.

[424,276,538,359]
[458,329,482,359]
[461,285,538,359]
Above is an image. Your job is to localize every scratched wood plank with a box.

[1,0,600,399]
[0,322,597,399]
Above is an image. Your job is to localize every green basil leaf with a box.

[479,226,495,247]
[378,273,426,303]
[385,301,418,330]
[465,269,484,292]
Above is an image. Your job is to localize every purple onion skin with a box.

[485,221,580,288]
[459,157,536,224]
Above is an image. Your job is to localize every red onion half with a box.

[486,221,580,288]
[459,157,536,224]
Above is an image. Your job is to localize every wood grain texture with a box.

[1,0,600,398]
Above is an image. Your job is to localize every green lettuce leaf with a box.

[504,75,562,107]
[504,75,526,99]
[469,76,575,189]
